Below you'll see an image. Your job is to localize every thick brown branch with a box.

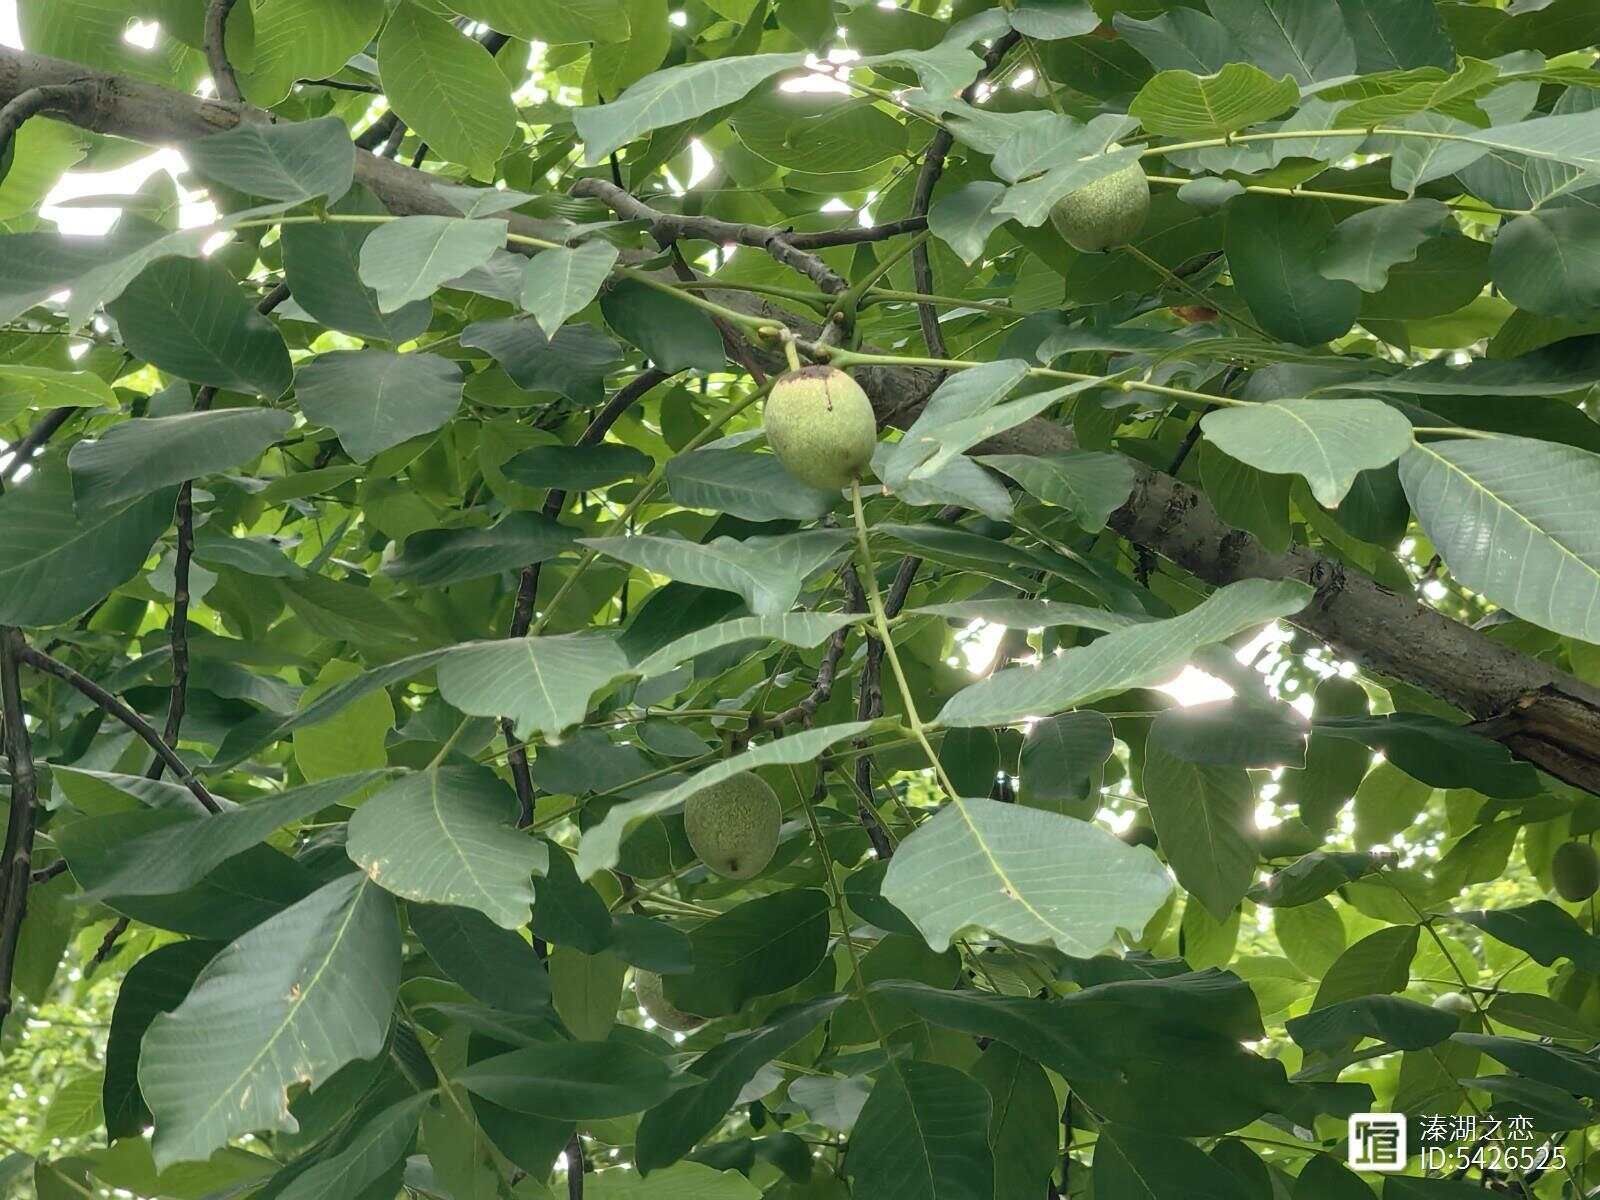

[18,646,221,813]
[204,0,244,103]
[572,177,849,296]
[0,627,40,1025]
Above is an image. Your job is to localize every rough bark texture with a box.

[4,44,1600,793]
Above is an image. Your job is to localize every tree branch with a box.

[909,30,1019,358]
[18,646,221,813]
[504,368,672,825]
[571,177,849,296]
[786,217,928,250]
[0,404,77,494]
[204,0,244,103]
[0,82,97,167]
[0,627,40,1026]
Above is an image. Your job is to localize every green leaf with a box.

[68,409,293,513]
[1455,901,1600,972]
[1093,1125,1253,1199]
[1455,1034,1600,1101]
[1312,924,1418,1009]
[0,364,116,422]
[575,53,807,164]
[1200,399,1415,507]
[588,1163,761,1199]
[520,241,620,337]
[378,2,517,176]
[550,946,627,1043]
[664,889,830,1017]
[581,530,850,615]
[79,774,383,902]
[881,798,1172,954]
[358,216,508,313]
[665,449,834,521]
[845,1062,993,1200]
[385,513,575,587]
[927,181,1009,265]
[632,611,863,676]
[1207,0,1355,85]
[0,471,177,627]
[435,633,634,741]
[442,0,631,44]
[1316,198,1450,291]
[993,145,1145,227]
[1490,208,1600,319]
[977,450,1136,530]
[1142,732,1256,919]
[410,902,552,1013]
[183,116,354,203]
[974,1045,1058,1200]
[575,723,874,879]
[347,764,546,928]
[107,256,293,396]
[281,187,434,343]
[276,1094,429,1200]
[1399,436,1600,642]
[601,277,725,374]
[1286,995,1457,1053]
[1129,64,1299,137]
[1225,195,1360,345]
[139,874,400,1168]
[1018,710,1113,813]
[455,1041,686,1118]
[1114,10,1234,74]
[503,443,653,490]
[104,942,217,1140]
[461,317,623,405]
[531,846,613,953]
[938,578,1312,727]
[238,0,385,106]
[1151,700,1307,769]
[296,350,463,462]
[1007,0,1096,40]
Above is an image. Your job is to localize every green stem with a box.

[1138,125,1472,159]
[865,288,1020,315]
[1145,174,1530,218]
[824,346,1246,412]
[849,481,960,800]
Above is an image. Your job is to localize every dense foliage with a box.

[3,0,1600,1196]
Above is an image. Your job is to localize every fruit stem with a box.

[849,480,961,801]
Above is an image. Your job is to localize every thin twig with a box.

[566,1131,584,1200]
[149,283,286,782]
[204,0,244,103]
[503,368,672,825]
[0,405,76,494]
[786,217,928,250]
[18,646,220,813]
[0,628,41,1025]
[909,30,1020,357]
[572,178,848,295]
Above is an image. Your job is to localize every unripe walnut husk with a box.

[683,771,782,880]
[764,365,878,491]
[633,970,705,1032]
[1049,160,1150,253]
[1552,841,1600,901]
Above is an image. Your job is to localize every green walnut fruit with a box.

[764,365,878,490]
[1431,992,1476,1017]
[684,771,782,880]
[1049,160,1150,253]
[633,970,704,1033]
[1552,841,1600,901]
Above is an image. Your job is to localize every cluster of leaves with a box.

[3,0,1600,1197]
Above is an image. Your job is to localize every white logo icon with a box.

[1348,1113,1408,1173]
